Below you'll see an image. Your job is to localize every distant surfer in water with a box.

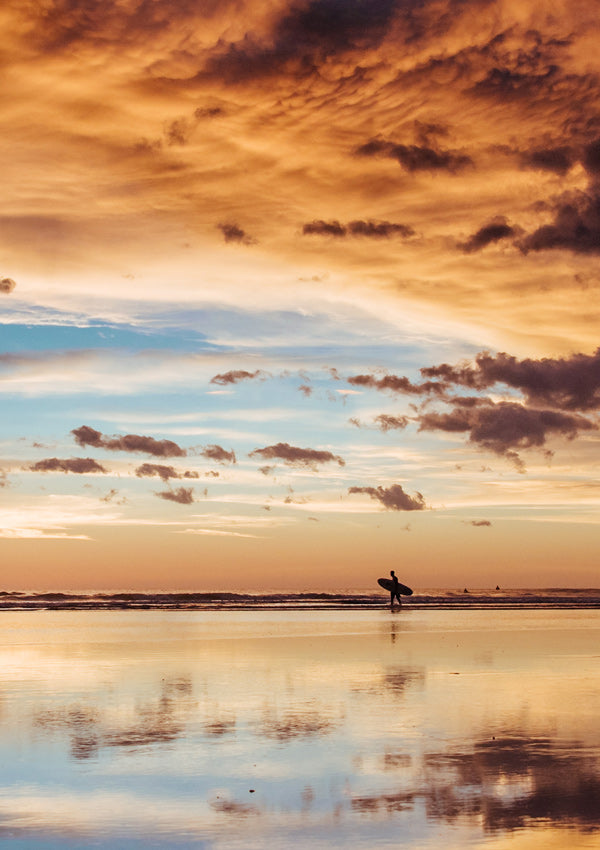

[390,570,402,608]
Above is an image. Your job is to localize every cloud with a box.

[470,65,559,101]
[298,384,312,397]
[348,484,427,511]
[134,463,199,481]
[135,463,180,481]
[374,414,410,432]
[421,349,600,411]
[217,223,256,245]
[200,444,236,464]
[520,146,574,175]
[201,0,398,84]
[517,139,600,255]
[155,487,195,504]
[355,138,472,173]
[302,220,346,237]
[302,219,414,238]
[347,373,443,395]
[72,426,186,457]
[100,488,127,504]
[0,277,16,293]
[460,217,516,253]
[209,370,264,385]
[519,189,600,255]
[29,457,108,474]
[0,469,8,488]
[250,442,345,469]
[417,400,595,457]
[468,520,492,527]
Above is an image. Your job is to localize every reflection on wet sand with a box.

[258,703,341,740]
[34,677,195,759]
[0,609,598,848]
[353,734,600,833]
[423,736,600,832]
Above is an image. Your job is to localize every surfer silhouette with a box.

[390,570,402,608]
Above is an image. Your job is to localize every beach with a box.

[0,604,599,848]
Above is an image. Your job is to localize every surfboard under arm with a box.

[377,578,413,596]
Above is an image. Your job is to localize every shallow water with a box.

[0,609,599,848]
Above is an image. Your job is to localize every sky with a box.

[1,0,600,591]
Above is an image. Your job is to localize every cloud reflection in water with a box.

[0,609,598,849]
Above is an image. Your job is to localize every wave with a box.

[0,589,598,610]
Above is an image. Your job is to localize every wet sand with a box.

[0,608,598,848]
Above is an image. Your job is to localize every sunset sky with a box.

[1,0,600,590]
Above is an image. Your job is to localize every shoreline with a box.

[0,589,599,610]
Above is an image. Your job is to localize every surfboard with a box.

[378,577,413,596]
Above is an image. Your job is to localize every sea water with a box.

[0,605,598,848]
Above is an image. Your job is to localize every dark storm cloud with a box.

[421,349,600,411]
[217,223,256,245]
[155,486,194,504]
[517,140,600,255]
[27,0,213,53]
[302,219,414,238]
[249,442,345,469]
[200,445,236,464]
[210,369,264,385]
[374,414,410,432]
[519,189,600,254]
[29,457,107,474]
[0,277,16,293]
[460,217,515,253]
[355,138,472,173]
[520,146,574,175]
[583,138,600,174]
[201,0,398,84]
[348,484,427,511]
[417,401,595,456]
[72,425,186,457]
[470,64,561,101]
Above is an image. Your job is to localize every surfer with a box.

[390,570,402,608]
